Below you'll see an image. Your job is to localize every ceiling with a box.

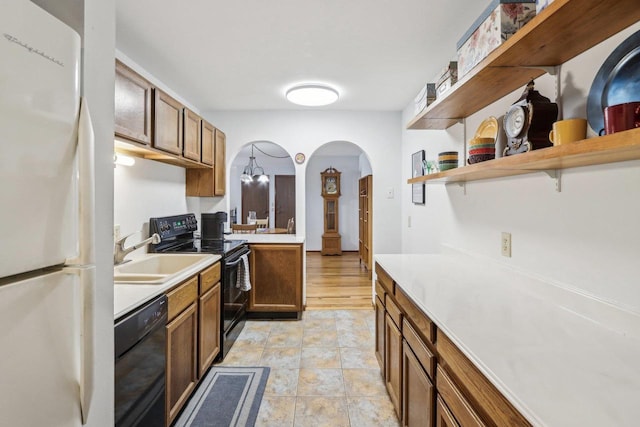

[116,0,487,112]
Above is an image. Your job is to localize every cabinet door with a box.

[154,88,183,155]
[183,108,201,162]
[214,129,226,195]
[436,396,459,427]
[198,282,220,377]
[249,244,302,312]
[114,60,152,145]
[166,302,198,426]
[403,340,434,427]
[201,120,214,166]
[375,295,385,372]
[385,312,402,418]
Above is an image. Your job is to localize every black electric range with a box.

[148,214,250,360]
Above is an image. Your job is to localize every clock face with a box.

[325,177,337,194]
[505,105,528,138]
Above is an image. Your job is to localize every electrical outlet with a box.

[501,232,511,257]
[386,187,394,199]
[114,224,121,242]
[408,215,412,228]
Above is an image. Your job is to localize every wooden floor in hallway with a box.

[306,251,373,310]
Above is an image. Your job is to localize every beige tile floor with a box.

[217,309,400,427]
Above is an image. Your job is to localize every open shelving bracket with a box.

[543,169,561,192]
[446,181,467,195]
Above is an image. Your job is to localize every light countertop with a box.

[227,233,305,244]
[375,253,640,427]
[114,254,221,320]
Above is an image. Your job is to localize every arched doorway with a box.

[304,141,374,310]
[229,141,295,229]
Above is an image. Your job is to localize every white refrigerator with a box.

[0,1,96,425]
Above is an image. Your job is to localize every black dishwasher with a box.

[115,295,167,427]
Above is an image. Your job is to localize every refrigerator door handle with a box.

[79,266,95,424]
[68,98,96,266]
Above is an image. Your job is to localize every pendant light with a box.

[240,144,269,183]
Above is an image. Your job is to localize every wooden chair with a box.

[255,217,268,229]
[231,223,257,234]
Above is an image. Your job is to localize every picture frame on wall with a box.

[412,150,425,205]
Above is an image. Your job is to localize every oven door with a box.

[223,246,251,334]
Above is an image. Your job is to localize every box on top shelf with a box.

[414,83,436,115]
[434,61,458,98]
[456,0,536,78]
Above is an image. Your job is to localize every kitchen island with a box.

[375,252,640,427]
[228,233,306,317]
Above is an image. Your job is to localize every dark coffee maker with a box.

[201,211,227,240]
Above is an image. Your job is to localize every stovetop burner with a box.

[148,214,247,256]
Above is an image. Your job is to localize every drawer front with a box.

[167,276,198,321]
[436,395,460,427]
[375,280,386,302]
[385,294,402,330]
[436,366,485,427]
[199,262,221,294]
[438,334,531,427]
[396,287,435,344]
[403,318,435,379]
[375,263,394,295]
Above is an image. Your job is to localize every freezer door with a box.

[0,268,84,426]
[0,0,82,277]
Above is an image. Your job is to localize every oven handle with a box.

[225,249,251,268]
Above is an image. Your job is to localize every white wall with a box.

[305,155,360,251]
[401,22,640,314]
[201,110,404,256]
[113,157,191,257]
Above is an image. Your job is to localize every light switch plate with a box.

[501,232,511,257]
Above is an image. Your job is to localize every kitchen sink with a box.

[114,254,212,284]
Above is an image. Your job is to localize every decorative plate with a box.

[587,29,640,134]
[474,116,499,140]
[295,152,306,164]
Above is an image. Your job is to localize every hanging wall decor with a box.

[412,150,425,204]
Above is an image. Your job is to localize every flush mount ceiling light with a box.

[286,84,339,107]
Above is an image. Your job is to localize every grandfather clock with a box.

[321,167,342,255]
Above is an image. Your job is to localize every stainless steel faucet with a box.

[114,232,161,265]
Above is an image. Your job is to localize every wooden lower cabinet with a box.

[164,262,221,426]
[375,262,531,427]
[374,295,385,372]
[248,243,302,312]
[198,282,220,377]
[402,340,434,427]
[166,302,198,425]
[385,312,403,417]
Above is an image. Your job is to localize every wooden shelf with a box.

[115,139,211,169]
[407,0,640,130]
[407,129,640,184]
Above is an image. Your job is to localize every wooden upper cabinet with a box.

[214,129,226,196]
[201,120,215,166]
[114,60,152,145]
[153,88,184,155]
[183,108,201,162]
